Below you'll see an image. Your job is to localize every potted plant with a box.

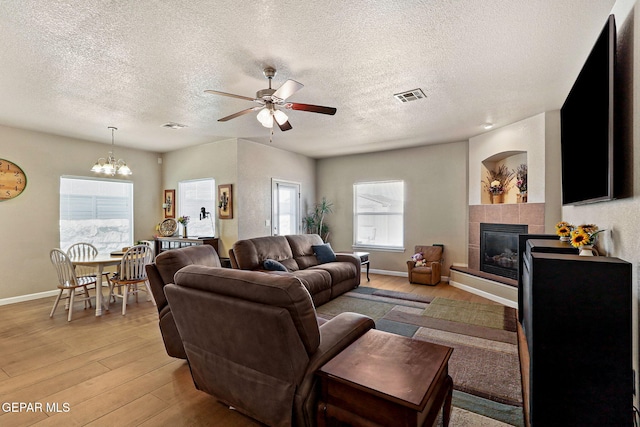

[302,197,333,242]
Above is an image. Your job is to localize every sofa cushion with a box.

[263,258,288,272]
[310,261,358,288]
[312,243,336,264]
[286,234,324,269]
[291,269,332,306]
[232,235,294,270]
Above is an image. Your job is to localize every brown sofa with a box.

[145,244,221,359]
[229,234,361,306]
[165,265,375,427]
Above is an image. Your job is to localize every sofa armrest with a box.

[295,312,375,426]
[335,253,361,275]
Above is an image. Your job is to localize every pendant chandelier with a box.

[91,126,132,176]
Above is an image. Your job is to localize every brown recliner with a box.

[407,244,444,285]
[145,244,221,359]
[165,265,375,427]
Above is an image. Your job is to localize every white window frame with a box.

[59,175,134,253]
[353,180,405,252]
[178,178,216,238]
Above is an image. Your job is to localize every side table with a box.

[317,329,454,427]
[354,251,370,281]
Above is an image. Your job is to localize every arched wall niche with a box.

[481,150,527,205]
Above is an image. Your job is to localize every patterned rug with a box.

[316,288,524,427]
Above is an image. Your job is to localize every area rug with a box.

[316,288,524,427]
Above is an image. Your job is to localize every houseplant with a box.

[303,197,333,242]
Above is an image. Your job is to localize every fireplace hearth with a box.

[480,223,528,279]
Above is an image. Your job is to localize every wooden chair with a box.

[108,245,155,315]
[67,242,113,302]
[49,248,97,321]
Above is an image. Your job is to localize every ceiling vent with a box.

[162,122,187,129]
[394,88,426,103]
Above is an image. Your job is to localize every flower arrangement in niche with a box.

[555,221,575,242]
[516,164,527,193]
[570,224,604,248]
[483,164,515,197]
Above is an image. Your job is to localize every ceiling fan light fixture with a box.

[256,108,274,127]
[273,109,288,125]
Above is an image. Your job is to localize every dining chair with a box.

[49,248,97,321]
[67,242,111,284]
[108,245,155,315]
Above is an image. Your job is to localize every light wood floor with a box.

[0,274,498,426]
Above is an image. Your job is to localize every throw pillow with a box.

[313,243,336,264]
[263,259,288,272]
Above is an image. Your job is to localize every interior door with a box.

[272,180,300,236]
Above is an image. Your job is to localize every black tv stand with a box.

[518,236,632,426]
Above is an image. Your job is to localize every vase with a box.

[491,193,504,204]
[517,192,527,203]
[579,245,598,256]
[182,226,188,238]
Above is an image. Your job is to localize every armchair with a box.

[165,265,375,427]
[145,244,221,359]
[407,244,444,285]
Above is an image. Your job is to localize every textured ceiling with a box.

[0,1,616,158]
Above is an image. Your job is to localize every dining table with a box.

[70,253,123,316]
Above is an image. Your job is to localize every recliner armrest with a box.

[295,312,375,426]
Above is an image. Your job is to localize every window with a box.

[178,178,215,237]
[272,179,300,236]
[353,180,404,250]
[60,176,133,253]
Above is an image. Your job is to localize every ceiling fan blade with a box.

[205,89,256,102]
[277,120,293,132]
[218,106,262,122]
[273,79,304,101]
[287,103,337,115]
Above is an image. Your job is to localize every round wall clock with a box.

[0,158,27,201]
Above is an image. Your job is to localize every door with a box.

[272,180,300,236]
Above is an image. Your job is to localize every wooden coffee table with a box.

[317,329,454,427]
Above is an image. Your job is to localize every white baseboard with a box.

[368,269,449,283]
[0,290,58,306]
[449,279,518,308]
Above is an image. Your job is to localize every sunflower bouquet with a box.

[555,221,574,241]
[570,224,604,249]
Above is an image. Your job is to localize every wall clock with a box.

[0,158,27,201]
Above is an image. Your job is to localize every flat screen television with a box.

[560,14,616,205]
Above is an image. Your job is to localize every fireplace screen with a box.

[480,223,528,279]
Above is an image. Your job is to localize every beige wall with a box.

[317,141,469,275]
[0,125,161,301]
[161,138,317,255]
[162,138,239,256]
[236,139,316,240]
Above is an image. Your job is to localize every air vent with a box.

[394,88,426,103]
[162,122,187,129]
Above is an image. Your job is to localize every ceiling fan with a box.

[205,67,336,132]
